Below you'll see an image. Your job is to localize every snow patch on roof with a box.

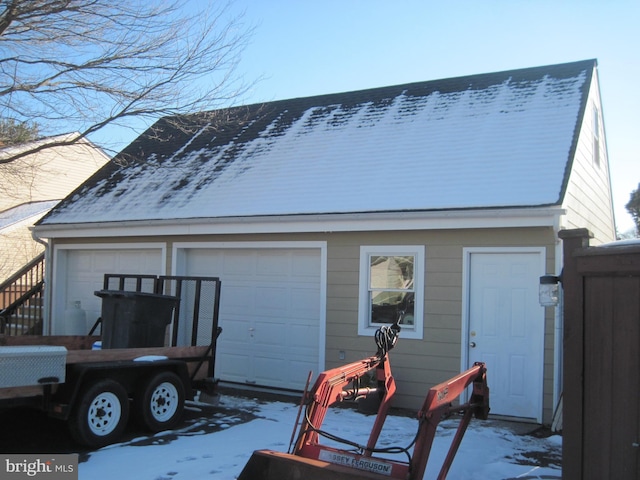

[1,200,60,230]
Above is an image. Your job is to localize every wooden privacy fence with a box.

[559,228,640,480]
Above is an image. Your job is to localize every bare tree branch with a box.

[0,0,255,163]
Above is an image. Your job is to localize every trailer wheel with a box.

[69,379,130,448]
[135,371,185,432]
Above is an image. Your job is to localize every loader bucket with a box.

[237,450,385,480]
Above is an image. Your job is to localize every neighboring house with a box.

[0,133,110,283]
[34,59,615,424]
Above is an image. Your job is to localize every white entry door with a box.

[466,250,544,421]
[182,247,323,391]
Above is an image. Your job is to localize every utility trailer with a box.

[0,275,222,448]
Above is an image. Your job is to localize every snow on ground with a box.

[79,394,562,480]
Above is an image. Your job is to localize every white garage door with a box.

[54,248,163,334]
[183,248,322,391]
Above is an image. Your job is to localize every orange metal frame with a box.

[291,354,489,479]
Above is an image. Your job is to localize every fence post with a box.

[558,228,592,480]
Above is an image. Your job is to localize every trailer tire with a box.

[69,379,130,448]
[135,371,185,432]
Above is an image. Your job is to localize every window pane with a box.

[369,255,414,289]
[370,291,414,325]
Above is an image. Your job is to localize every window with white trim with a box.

[358,245,424,340]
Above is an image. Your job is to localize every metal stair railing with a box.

[0,253,45,335]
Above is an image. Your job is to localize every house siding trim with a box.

[171,241,328,373]
[34,206,566,238]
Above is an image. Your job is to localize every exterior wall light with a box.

[539,275,561,307]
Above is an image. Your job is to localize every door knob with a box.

[469,342,476,348]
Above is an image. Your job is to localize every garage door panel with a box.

[255,286,289,313]
[288,324,318,349]
[288,360,317,384]
[70,251,93,272]
[94,252,118,272]
[222,284,255,313]
[217,353,252,383]
[257,252,289,276]
[218,317,251,342]
[184,247,322,391]
[254,356,286,381]
[113,252,142,271]
[251,334,316,356]
[288,350,317,365]
[254,358,316,387]
[291,251,320,283]
[59,248,162,335]
[252,321,287,347]
[223,252,254,275]
[193,251,222,274]
[292,287,320,317]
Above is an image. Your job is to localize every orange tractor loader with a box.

[238,323,489,480]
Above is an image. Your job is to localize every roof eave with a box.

[33,206,566,239]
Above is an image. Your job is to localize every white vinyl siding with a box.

[561,76,616,244]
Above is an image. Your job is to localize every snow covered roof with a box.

[39,60,595,226]
[0,132,81,160]
[0,200,59,231]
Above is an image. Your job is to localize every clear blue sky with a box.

[96,0,640,233]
